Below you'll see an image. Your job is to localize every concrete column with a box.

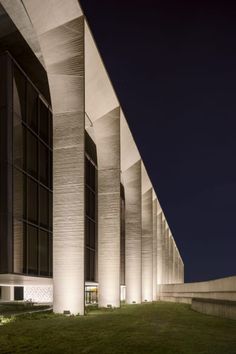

[173,243,176,284]
[156,212,163,285]
[3,0,86,315]
[164,223,169,284]
[152,199,157,301]
[123,160,142,304]
[181,260,185,283]
[142,189,153,302]
[94,107,121,308]
[168,234,173,284]
[161,217,167,284]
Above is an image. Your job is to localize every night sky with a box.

[79,0,236,283]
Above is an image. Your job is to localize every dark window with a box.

[49,111,53,148]
[39,142,49,186]
[14,287,24,301]
[90,221,95,249]
[13,169,24,219]
[13,115,24,168]
[39,230,49,276]
[39,100,49,144]
[27,177,38,223]
[49,236,52,276]
[27,130,38,178]
[49,192,52,231]
[13,66,26,119]
[27,225,38,275]
[39,186,49,228]
[26,82,38,132]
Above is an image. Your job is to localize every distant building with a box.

[0,1,184,315]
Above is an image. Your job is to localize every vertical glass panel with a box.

[90,164,95,191]
[85,158,90,186]
[49,150,53,190]
[49,236,52,276]
[90,192,95,220]
[85,248,90,281]
[13,168,24,219]
[13,65,26,119]
[39,186,49,228]
[39,142,49,186]
[13,220,23,274]
[27,225,38,275]
[49,192,52,231]
[49,111,53,149]
[39,230,49,276]
[27,130,38,177]
[85,187,90,216]
[26,82,38,132]
[27,177,38,223]
[85,218,90,247]
[13,115,24,168]
[39,100,49,144]
[90,250,95,281]
[90,221,95,249]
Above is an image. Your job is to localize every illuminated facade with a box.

[0,0,184,315]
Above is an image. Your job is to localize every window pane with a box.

[39,142,49,186]
[27,177,38,223]
[86,187,90,216]
[39,100,49,144]
[13,220,24,274]
[90,221,95,249]
[90,250,95,281]
[26,82,38,132]
[13,168,25,219]
[39,230,49,276]
[49,150,52,189]
[85,218,90,247]
[13,66,26,119]
[39,186,49,228]
[27,225,38,275]
[49,192,52,231]
[49,236,53,276]
[13,115,24,168]
[85,248,90,281]
[49,111,53,148]
[27,130,38,177]
[90,192,95,220]
[90,164,95,191]
[85,158,90,186]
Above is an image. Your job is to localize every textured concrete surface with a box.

[123,160,142,304]
[142,189,153,302]
[191,297,236,320]
[152,198,157,301]
[158,276,236,303]
[94,107,121,308]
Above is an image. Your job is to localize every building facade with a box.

[0,0,184,315]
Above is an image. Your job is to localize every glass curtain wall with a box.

[85,132,97,284]
[12,55,52,277]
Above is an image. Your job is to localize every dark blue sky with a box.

[80,0,236,282]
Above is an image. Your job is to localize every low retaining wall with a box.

[192,298,236,320]
[158,276,236,319]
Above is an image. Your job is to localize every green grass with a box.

[0,302,235,354]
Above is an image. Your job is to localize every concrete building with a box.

[0,0,184,315]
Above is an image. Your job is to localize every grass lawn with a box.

[0,302,235,354]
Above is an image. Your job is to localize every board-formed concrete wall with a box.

[158,276,236,303]
[191,298,236,320]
